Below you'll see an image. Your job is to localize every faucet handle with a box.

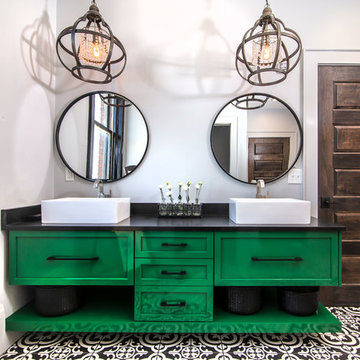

[257,179,265,188]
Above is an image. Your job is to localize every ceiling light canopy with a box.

[235,1,302,86]
[56,0,126,84]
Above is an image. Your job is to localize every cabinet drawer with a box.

[215,232,341,286]
[135,258,213,286]
[135,231,213,258]
[9,231,134,285]
[134,286,213,321]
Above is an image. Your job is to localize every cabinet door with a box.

[215,232,341,286]
[9,231,134,285]
[135,231,213,258]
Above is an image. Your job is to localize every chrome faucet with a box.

[93,179,111,198]
[256,179,269,198]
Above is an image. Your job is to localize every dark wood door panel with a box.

[333,109,360,125]
[335,126,360,151]
[335,170,360,196]
[255,143,285,155]
[248,137,290,182]
[319,65,360,305]
[335,213,360,240]
[333,153,360,169]
[342,256,360,284]
[335,83,360,108]
[254,160,283,171]
[320,285,360,306]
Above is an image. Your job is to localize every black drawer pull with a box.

[47,256,99,261]
[251,257,303,262]
[161,270,187,276]
[160,300,186,307]
[161,243,188,247]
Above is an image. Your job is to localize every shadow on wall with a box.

[20,0,83,95]
[139,14,252,97]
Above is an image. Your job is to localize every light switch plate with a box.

[288,168,302,184]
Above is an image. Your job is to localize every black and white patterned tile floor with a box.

[1,307,360,360]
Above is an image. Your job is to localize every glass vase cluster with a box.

[158,203,202,217]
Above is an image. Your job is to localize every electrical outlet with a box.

[288,168,302,184]
[65,168,74,182]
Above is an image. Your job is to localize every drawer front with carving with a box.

[215,232,341,286]
[9,231,134,285]
[134,286,213,321]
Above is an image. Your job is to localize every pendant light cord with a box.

[265,0,269,6]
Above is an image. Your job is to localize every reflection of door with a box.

[212,125,231,173]
[318,65,360,305]
[248,137,290,182]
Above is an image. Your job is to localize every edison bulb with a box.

[262,43,271,61]
[93,42,101,58]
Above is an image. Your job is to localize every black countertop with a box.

[1,204,346,232]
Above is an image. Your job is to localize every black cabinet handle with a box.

[47,256,99,261]
[251,257,303,262]
[161,243,188,247]
[161,270,187,276]
[160,300,186,307]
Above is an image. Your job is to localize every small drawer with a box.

[9,231,134,285]
[135,258,213,286]
[135,231,213,258]
[134,286,213,321]
[215,231,341,286]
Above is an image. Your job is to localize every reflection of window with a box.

[86,94,125,180]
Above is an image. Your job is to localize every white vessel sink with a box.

[229,198,311,224]
[41,197,130,224]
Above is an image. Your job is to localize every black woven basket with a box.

[35,286,81,317]
[277,286,319,316]
[225,286,263,315]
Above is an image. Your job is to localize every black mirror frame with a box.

[56,91,150,183]
[210,92,303,184]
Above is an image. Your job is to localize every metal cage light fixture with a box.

[56,0,127,84]
[235,0,302,86]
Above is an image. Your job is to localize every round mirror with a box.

[211,93,303,184]
[56,91,149,182]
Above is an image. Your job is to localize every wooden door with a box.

[318,65,360,305]
[248,137,290,182]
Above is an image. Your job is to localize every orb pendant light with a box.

[236,0,302,86]
[56,0,127,84]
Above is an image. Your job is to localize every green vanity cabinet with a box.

[215,231,342,286]
[9,231,134,285]
[5,226,343,333]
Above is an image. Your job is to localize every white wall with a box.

[0,0,57,353]
[53,0,360,203]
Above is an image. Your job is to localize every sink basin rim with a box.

[41,197,130,224]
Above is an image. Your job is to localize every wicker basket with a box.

[225,286,263,315]
[277,286,319,316]
[35,286,81,317]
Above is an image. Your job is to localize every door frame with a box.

[303,49,360,217]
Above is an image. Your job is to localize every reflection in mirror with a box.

[211,93,302,184]
[56,91,149,182]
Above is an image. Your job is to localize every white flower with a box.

[195,184,200,190]
[158,185,163,189]
[166,191,172,196]
[182,185,188,191]
[198,181,203,185]
[179,181,183,186]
